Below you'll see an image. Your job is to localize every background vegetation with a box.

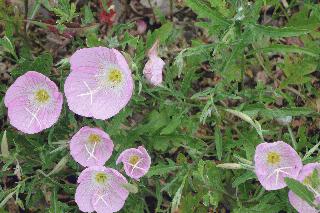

[0,0,319,212]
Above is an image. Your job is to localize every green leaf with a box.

[48,156,68,176]
[147,22,173,47]
[31,53,53,75]
[253,24,314,38]
[225,109,263,140]
[11,53,53,77]
[171,175,187,213]
[280,56,317,88]
[160,116,181,135]
[214,128,222,160]
[185,0,230,26]
[285,177,315,206]
[83,5,94,24]
[1,131,9,160]
[254,44,319,58]
[147,163,182,177]
[232,171,256,187]
[0,36,18,60]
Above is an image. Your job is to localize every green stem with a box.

[287,124,298,150]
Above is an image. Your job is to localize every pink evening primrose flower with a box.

[116,146,151,180]
[143,40,165,86]
[288,163,320,213]
[4,71,63,134]
[70,126,114,167]
[75,166,129,213]
[64,47,134,120]
[254,141,302,190]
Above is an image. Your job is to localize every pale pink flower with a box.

[70,126,114,167]
[288,163,320,213]
[64,47,134,120]
[254,141,302,190]
[75,166,129,213]
[4,71,63,134]
[136,19,147,34]
[143,40,165,86]
[116,146,151,180]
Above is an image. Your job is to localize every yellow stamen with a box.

[267,152,281,165]
[129,155,140,165]
[88,134,101,144]
[95,172,108,184]
[35,89,50,103]
[108,69,123,84]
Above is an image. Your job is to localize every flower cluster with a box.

[254,141,320,212]
[5,45,163,133]
[70,127,151,212]
[4,47,157,212]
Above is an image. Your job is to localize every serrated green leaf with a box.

[285,177,315,207]
[185,0,230,26]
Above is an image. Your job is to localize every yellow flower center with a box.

[107,69,123,84]
[129,155,140,165]
[35,89,50,103]
[95,172,108,184]
[267,152,281,165]
[88,134,101,144]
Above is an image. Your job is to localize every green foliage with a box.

[49,0,78,25]
[11,53,53,77]
[285,177,315,207]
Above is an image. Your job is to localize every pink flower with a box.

[75,166,129,213]
[4,71,63,134]
[143,40,165,86]
[70,126,114,167]
[116,146,151,180]
[136,19,147,34]
[64,47,134,120]
[254,141,302,190]
[288,163,320,213]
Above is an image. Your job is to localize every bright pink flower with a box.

[116,146,151,180]
[254,141,302,190]
[75,166,129,213]
[64,47,134,120]
[143,40,165,86]
[70,126,114,167]
[4,71,63,134]
[288,163,320,213]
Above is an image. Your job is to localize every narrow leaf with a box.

[285,177,315,206]
[215,128,222,160]
[171,175,187,213]
[253,25,313,38]
[1,131,9,159]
